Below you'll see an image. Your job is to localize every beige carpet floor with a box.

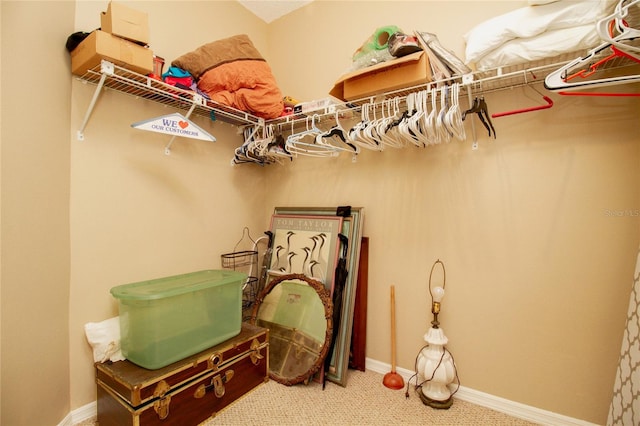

[206,369,538,425]
[79,369,540,425]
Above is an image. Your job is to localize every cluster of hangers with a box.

[232,112,358,165]
[233,82,527,165]
[544,0,640,95]
[347,84,468,150]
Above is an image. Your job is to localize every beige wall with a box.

[0,1,638,425]
[266,1,639,424]
[1,1,74,424]
[68,0,270,413]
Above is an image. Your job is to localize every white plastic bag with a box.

[84,317,126,363]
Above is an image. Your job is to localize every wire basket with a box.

[221,250,258,269]
[242,276,260,311]
[221,228,264,320]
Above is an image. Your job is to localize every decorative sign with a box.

[131,113,216,142]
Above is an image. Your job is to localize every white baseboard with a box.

[365,358,598,426]
[57,401,96,426]
[62,359,598,426]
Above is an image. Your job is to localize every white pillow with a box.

[472,23,601,70]
[464,0,616,64]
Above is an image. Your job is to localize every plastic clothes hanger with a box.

[373,100,392,147]
[387,100,416,146]
[413,91,431,146]
[265,132,293,164]
[233,144,267,165]
[233,127,271,165]
[410,90,428,146]
[387,98,409,148]
[564,46,639,81]
[462,97,496,138]
[414,90,435,146]
[400,92,422,145]
[363,103,386,149]
[316,111,359,154]
[378,98,405,149]
[435,86,452,143]
[445,83,466,141]
[545,11,640,92]
[425,86,439,145]
[596,0,640,55]
[286,115,339,157]
[491,86,554,118]
[558,54,640,95]
[394,92,422,143]
[557,89,640,96]
[350,102,383,151]
[348,104,368,147]
[251,124,274,157]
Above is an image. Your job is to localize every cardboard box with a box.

[100,1,150,45]
[71,30,154,76]
[330,51,432,101]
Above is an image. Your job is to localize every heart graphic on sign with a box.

[178,121,189,129]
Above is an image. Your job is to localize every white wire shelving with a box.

[74,54,578,134]
[74,46,639,152]
[74,60,264,142]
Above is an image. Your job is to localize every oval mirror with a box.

[250,273,333,386]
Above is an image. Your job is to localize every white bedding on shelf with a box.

[464,0,617,70]
[473,24,602,70]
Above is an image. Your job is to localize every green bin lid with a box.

[110,269,247,300]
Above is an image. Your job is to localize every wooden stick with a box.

[390,285,397,372]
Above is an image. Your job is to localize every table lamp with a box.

[416,259,457,409]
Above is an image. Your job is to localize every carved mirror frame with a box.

[250,273,333,386]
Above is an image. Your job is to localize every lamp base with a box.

[418,391,453,409]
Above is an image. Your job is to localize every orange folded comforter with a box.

[172,34,284,120]
[197,60,284,120]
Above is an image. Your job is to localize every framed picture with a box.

[268,214,344,290]
[273,207,364,387]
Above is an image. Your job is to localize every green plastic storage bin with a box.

[111,269,246,369]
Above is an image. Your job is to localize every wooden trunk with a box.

[96,322,268,426]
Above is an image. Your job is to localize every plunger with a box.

[383,285,405,390]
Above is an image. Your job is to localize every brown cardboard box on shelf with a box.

[329,51,432,101]
[71,30,153,76]
[100,1,150,45]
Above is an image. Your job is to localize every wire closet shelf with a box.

[266,46,639,132]
[75,60,263,128]
[75,53,584,131]
[75,40,639,146]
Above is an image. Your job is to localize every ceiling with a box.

[237,0,313,23]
